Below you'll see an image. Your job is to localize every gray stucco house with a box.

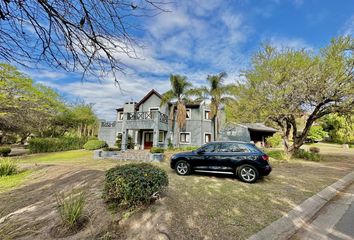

[98,89,216,150]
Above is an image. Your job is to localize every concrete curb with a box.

[248,170,354,240]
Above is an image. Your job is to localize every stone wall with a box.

[94,149,157,162]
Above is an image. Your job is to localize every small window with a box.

[179,132,191,144]
[204,133,212,144]
[186,109,191,120]
[118,112,124,121]
[204,110,211,120]
[159,131,164,143]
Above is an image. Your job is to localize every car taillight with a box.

[262,155,269,161]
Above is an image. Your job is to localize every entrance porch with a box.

[120,129,168,150]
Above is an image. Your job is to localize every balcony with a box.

[126,111,168,124]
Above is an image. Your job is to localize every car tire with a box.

[237,164,259,183]
[175,160,191,176]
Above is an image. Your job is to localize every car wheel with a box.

[175,160,191,176]
[237,164,259,183]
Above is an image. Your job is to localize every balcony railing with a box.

[127,111,168,124]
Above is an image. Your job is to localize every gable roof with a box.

[136,89,162,109]
[238,123,278,132]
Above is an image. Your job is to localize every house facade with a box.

[98,89,216,150]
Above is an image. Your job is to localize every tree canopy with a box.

[0,0,168,83]
[0,63,98,143]
[227,36,354,153]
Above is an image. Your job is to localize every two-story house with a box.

[98,89,216,150]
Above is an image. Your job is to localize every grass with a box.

[0,170,33,193]
[0,159,18,176]
[56,191,86,229]
[2,143,354,239]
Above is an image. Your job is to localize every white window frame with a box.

[158,131,165,143]
[204,132,212,144]
[186,108,192,120]
[179,132,191,144]
[204,110,211,121]
[117,112,124,121]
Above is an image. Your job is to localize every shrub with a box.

[56,191,85,229]
[150,147,165,154]
[87,136,98,141]
[83,140,107,150]
[0,158,17,176]
[293,149,321,161]
[265,150,287,160]
[28,137,87,153]
[0,147,11,157]
[266,133,282,148]
[103,147,121,151]
[103,163,168,209]
[309,147,320,153]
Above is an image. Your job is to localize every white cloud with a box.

[341,15,354,36]
[267,36,313,50]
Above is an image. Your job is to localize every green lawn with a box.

[1,144,354,239]
[0,170,33,193]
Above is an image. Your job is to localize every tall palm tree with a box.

[193,72,234,140]
[161,74,192,146]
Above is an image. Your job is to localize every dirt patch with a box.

[0,165,116,239]
[49,216,90,238]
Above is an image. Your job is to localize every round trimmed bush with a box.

[83,140,107,150]
[0,147,11,157]
[103,163,168,208]
[150,147,165,154]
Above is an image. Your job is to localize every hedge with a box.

[83,140,107,150]
[103,163,168,209]
[28,137,87,153]
[0,147,11,157]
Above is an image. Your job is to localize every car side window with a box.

[200,143,217,152]
[216,143,251,153]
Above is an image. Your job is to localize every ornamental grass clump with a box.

[56,191,86,230]
[0,158,17,176]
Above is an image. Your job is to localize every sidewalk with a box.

[291,183,354,240]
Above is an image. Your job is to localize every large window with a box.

[186,109,191,120]
[204,110,211,120]
[159,131,165,143]
[179,132,191,144]
[204,133,212,144]
[118,112,124,121]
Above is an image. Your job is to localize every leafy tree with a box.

[0,1,168,83]
[161,74,192,146]
[321,114,354,144]
[307,125,328,142]
[191,72,234,140]
[0,63,64,142]
[227,36,354,154]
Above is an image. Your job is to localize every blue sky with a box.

[23,0,354,120]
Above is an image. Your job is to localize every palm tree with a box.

[161,74,192,146]
[192,72,234,140]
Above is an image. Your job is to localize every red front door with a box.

[144,132,153,149]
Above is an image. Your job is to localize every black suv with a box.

[170,141,272,183]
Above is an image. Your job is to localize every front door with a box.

[144,132,153,149]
